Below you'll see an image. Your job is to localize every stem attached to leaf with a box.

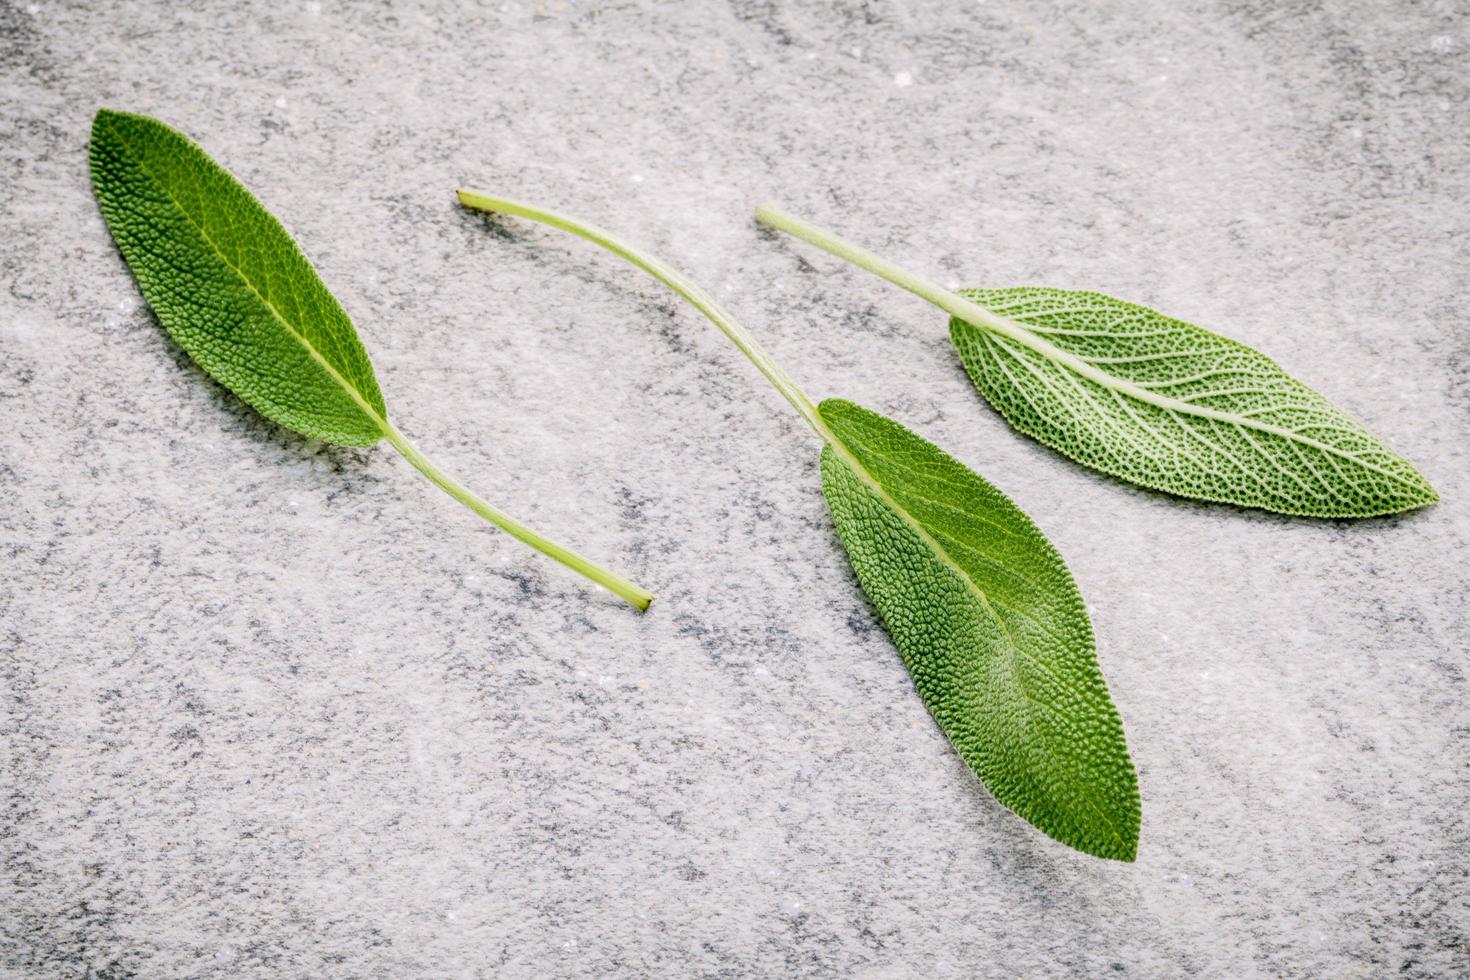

[754,204,1029,340]
[380,423,653,611]
[456,189,832,442]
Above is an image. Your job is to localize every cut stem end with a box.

[382,424,654,611]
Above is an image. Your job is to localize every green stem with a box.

[380,422,653,611]
[754,204,1025,341]
[457,189,832,443]
[455,193,925,563]
[757,205,1370,446]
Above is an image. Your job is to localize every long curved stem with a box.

[381,423,653,611]
[456,192,952,586]
[457,189,832,443]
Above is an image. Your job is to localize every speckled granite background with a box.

[2,1,1467,976]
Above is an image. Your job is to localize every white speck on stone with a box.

[630,174,644,183]
[851,47,862,58]
[274,96,288,109]
[894,71,913,87]
[753,664,772,681]
[463,574,483,594]
[780,897,803,916]
[304,0,321,13]
[26,3,38,12]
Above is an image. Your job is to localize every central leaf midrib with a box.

[951,300,1419,488]
[106,118,389,438]
[825,427,1085,701]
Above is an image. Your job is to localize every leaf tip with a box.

[91,107,136,138]
[90,109,116,146]
[1076,821,1139,863]
[1413,476,1441,509]
[1373,466,1440,516]
[1073,797,1140,862]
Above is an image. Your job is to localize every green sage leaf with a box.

[90,109,387,446]
[89,111,652,608]
[820,398,1139,860]
[757,207,1438,519]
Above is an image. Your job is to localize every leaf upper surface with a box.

[89,110,386,446]
[818,398,1140,860]
[950,287,1436,517]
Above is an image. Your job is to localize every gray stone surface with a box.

[3,0,1468,976]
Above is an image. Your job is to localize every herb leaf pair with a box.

[89,111,651,609]
[459,191,1141,860]
[755,206,1437,518]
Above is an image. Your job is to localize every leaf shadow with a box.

[454,203,524,244]
[454,206,657,296]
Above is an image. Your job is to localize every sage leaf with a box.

[756,206,1438,519]
[89,111,651,609]
[459,191,1140,860]
[819,399,1139,859]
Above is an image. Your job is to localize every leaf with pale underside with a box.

[949,287,1437,518]
[753,205,1438,519]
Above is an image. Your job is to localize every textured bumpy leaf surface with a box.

[949,287,1436,517]
[89,110,387,446]
[817,399,1139,860]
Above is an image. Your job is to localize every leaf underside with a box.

[818,399,1140,861]
[89,110,386,446]
[950,287,1437,518]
